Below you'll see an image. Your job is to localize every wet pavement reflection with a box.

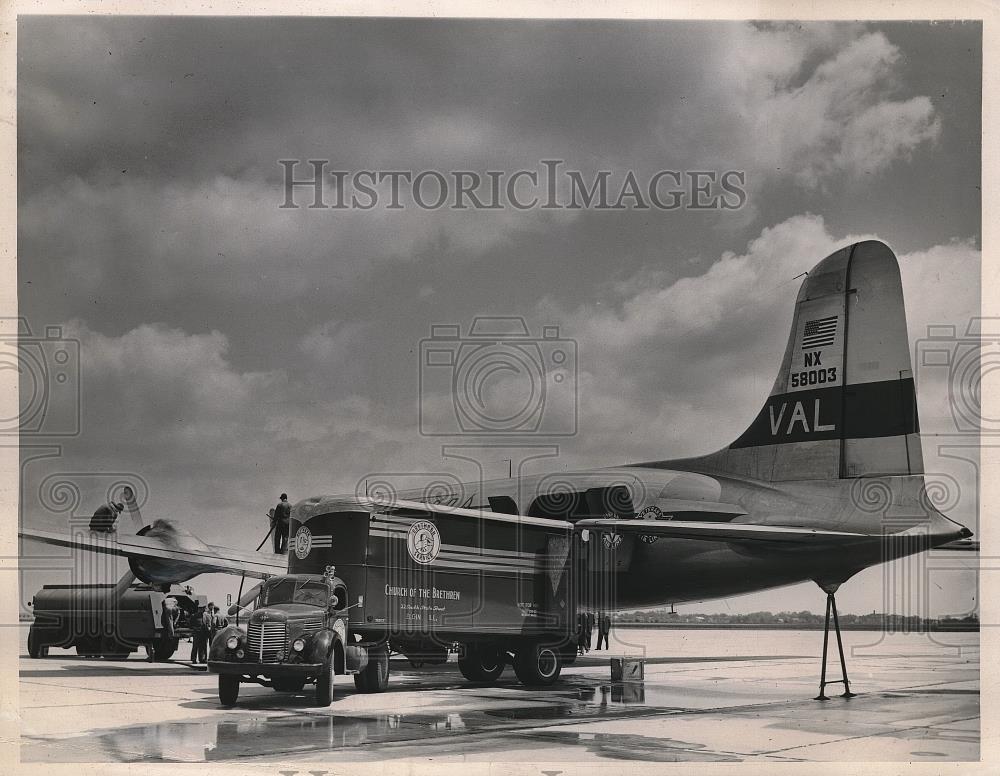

[22,674,675,762]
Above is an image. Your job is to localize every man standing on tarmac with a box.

[272,493,291,553]
[190,605,210,665]
[596,612,611,650]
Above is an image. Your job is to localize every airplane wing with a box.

[19,527,286,579]
[316,494,576,530]
[326,494,864,544]
[573,519,872,544]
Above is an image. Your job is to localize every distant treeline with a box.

[614,610,980,631]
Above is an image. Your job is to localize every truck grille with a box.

[247,621,286,663]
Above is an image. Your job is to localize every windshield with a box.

[261,578,329,607]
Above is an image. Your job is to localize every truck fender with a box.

[345,644,369,674]
[208,626,245,661]
[309,629,336,664]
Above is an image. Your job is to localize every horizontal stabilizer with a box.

[19,527,286,579]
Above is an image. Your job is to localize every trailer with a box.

[27,582,207,661]
[207,498,587,706]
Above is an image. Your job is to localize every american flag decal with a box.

[802,315,838,348]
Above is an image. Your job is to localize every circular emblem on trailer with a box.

[293,525,313,559]
[407,520,441,564]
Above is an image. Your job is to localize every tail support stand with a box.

[814,589,857,700]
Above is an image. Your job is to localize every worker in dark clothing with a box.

[272,493,291,553]
[89,501,124,532]
[190,606,210,665]
[596,612,611,650]
[576,612,588,655]
[161,597,179,639]
[585,611,595,651]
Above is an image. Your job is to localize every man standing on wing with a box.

[272,493,291,553]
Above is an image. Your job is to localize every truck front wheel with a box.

[458,643,505,684]
[315,654,335,706]
[354,643,389,693]
[513,642,562,686]
[218,675,240,706]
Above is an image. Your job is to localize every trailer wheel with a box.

[513,642,562,686]
[218,675,240,706]
[458,643,505,684]
[315,653,335,706]
[354,643,389,693]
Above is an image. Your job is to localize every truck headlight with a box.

[292,638,305,652]
[226,636,240,650]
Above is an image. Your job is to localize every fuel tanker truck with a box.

[208,497,586,706]
[27,582,207,661]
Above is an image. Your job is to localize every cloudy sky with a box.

[18,17,981,616]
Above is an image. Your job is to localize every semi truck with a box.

[27,582,207,661]
[208,497,589,706]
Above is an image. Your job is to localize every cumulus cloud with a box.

[667,30,941,190]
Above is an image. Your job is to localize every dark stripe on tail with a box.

[730,378,918,448]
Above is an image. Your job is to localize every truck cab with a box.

[207,566,388,706]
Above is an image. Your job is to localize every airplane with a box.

[19,239,975,700]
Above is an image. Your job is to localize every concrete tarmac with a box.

[19,629,978,763]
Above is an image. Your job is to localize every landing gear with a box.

[814,585,857,701]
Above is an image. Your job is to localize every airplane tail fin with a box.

[699,240,922,481]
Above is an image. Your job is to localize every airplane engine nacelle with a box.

[127,519,217,585]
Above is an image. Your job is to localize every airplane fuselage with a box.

[365,463,965,610]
